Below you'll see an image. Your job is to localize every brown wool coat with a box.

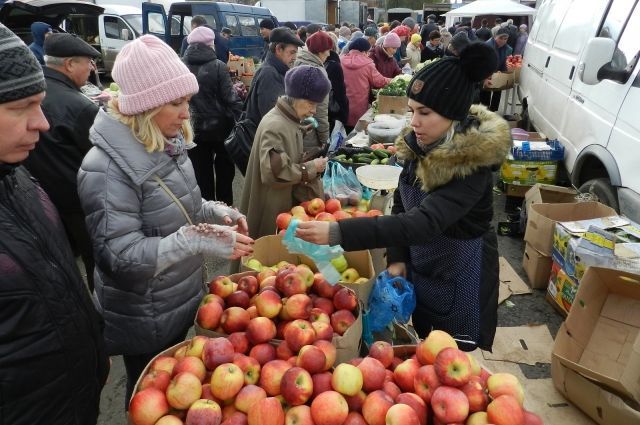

[239,98,324,238]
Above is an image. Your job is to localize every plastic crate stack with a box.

[500,131,565,188]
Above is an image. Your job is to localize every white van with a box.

[520,0,640,223]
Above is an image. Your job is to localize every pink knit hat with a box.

[187,26,215,45]
[383,32,401,48]
[112,35,199,115]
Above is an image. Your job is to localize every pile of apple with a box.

[245,257,368,285]
[369,143,398,155]
[196,264,360,345]
[506,55,523,70]
[276,198,383,232]
[130,328,543,425]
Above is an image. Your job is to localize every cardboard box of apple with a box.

[276,198,383,234]
[194,266,362,364]
[129,328,543,425]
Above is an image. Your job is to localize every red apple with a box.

[311,372,332,399]
[228,332,250,354]
[277,341,295,360]
[311,321,333,341]
[362,390,394,425]
[285,294,312,320]
[416,330,457,365]
[357,356,386,392]
[487,373,524,405]
[330,309,356,336]
[257,269,276,284]
[310,391,349,425]
[227,291,251,309]
[331,363,363,396]
[333,287,357,311]
[333,210,352,221]
[294,264,315,288]
[368,341,394,368]
[315,212,336,222]
[233,354,261,385]
[139,370,172,393]
[223,404,239,421]
[284,319,316,352]
[367,209,383,217]
[238,275,260,296]
[155,415,184,425]
[281,272,308,297]
[248,343,277,365]
[382,381,402,400]
[197,302,224,330]
[385,403,420,425]
[325,198,341,214]
[312,274,337,298]
[523,410,544,425]
[210,363,244,401]
[390,356,403,371]
[276,212,293,230]
[312,339,336,371]
[430,386,469,424]
[280,367,313,406]
[307,198,325,215]
[395,393,428,425]
[166,372,202,410]
[246,316,277,345]
[343,411,367,425]
[462,377,489,413]
[186,399,222,425]
[223,412,248,425]
[185,336,209,358]
[434,347,472,387]
[296,344,326,374]
[466,411,489,425]
[285,405,313,425]
[486,395,524,425]
[221,306,251,334]
[393,358,420,392]
[150,356,178,376]
[129,387,170,425]
[203,337,235,370]
[259,276,277,291]
[234,384,267,413]
[200,383,218,402]
[309,307,330,324]
[255,290,283,319]
[347,357,363,367]
[259,359,293,396]
[312,297,335,315]
[247,397,285,425]
[345,390,367,412]
[209,275,235,298]
[173,356,207,382]
[478,368,491,389]
[275,265,297,292]
[414,365,440,403]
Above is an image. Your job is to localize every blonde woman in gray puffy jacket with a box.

[77,35,254,409]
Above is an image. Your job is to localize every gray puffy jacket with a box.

[78,109,204,356]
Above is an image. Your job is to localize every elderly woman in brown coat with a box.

[239,65,331,238]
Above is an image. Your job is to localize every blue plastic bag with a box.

[367,271,416,332]
[323,161,362,206]
[282,219,344,284]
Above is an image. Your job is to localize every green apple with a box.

[340,268,360,284]
[331,255,348,273]
[109,82,120,92]
[246,258,262,271]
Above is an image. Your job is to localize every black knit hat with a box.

[0,23,46,104]
[407,42,497,121]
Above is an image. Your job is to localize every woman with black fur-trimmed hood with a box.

[295,42,511,351]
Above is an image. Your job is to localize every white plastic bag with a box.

[328,120,347,154]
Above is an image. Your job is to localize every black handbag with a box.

[328,89,340,115]
[224,111,257,175]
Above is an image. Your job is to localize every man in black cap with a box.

[0,23,109,425]
[23,32,101,292]
[245,27,304,130]
[420,14,438,42]
[480,28,513,111]
[259,18,276,61]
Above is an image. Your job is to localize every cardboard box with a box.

[195,270,364,366]
[377,95,409,115]
[553,267,640,402]
[524,201,617,256]
[485,71,515,90]
[504,182,533,198]
[523,242,553,289]
[500,157,559,185]
[241,234,375,307]
[524,184,578,213]
[547,261,579,315]
[240,74,253,88]
[552,355,640,425]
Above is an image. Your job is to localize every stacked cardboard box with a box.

[552,267,640,424]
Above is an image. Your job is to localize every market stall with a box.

[443,0,537,28]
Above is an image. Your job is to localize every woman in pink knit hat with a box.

[369,31,402,78]
[77,34,254,408]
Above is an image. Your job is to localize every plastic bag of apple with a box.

[129,328,543,425]
[276,197,383,234]
[194,267,363,364]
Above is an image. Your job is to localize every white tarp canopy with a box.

[444,0,536,26]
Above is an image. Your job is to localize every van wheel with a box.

[578,178,619,211]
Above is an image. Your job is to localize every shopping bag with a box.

[323,161,363,206]
[328,120,347,154]
[224,112,257,175]
[367,271,416,332]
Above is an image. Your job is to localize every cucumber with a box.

[381,157,389,165]
[373,149,389,159]
[370,159,380,165]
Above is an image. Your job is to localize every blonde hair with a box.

[107,97,194,153]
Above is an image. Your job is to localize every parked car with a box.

[142,1,275,60]
[520,0,640,222]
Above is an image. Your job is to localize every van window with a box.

[554,0,605,54]
[599,0,639,80]
[238,16,258,36]
[536,0,573,46]
[104,16,131,40]
[225,14,241,35]
[64,15,99,45]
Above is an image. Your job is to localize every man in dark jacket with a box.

[480,28,513,111]
[259,18,275,62]
[420,14,438,42]
[23,33,101,292]
[183,26,242,204]
[0,23,109,425]
[28,21,51,65]
[475,19,492,42]
[246,27,303,126]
